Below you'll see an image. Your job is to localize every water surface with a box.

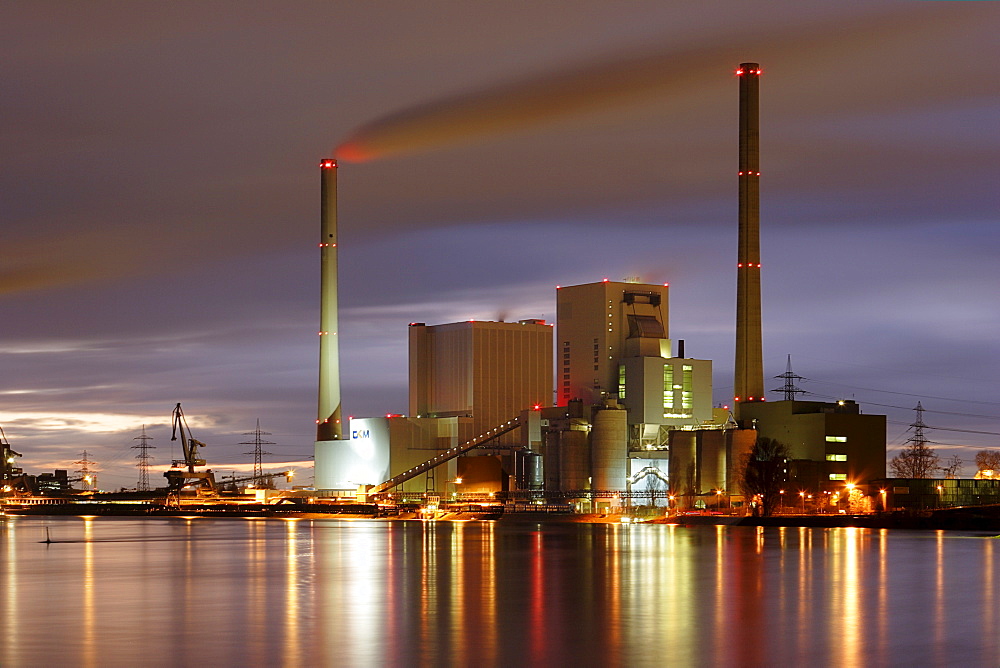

[1,517,996,666]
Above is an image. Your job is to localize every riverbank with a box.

[6,501,1000,531]
[655,505,1000,532]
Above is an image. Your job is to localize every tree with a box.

[975,450,1000,479]
[940,455,962,479]
[739,437,790,517]
[889,443,940,478]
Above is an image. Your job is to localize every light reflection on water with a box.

[1,517,998,667]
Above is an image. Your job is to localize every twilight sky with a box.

[2,1,998,490]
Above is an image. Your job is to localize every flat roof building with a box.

[556,281,670,406]
[409,319,553,444]
[739,399,886,489]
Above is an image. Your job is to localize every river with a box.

[1,516,997,667]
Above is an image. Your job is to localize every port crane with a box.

[164,403,217,495]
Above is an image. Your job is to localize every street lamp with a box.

[799,491,806,514]
[844,483,856,513]
[779,489,785,513]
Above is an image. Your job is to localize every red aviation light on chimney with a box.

[320,159,337,169]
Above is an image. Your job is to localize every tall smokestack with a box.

[317,159,343,440]
[734,63,764,415]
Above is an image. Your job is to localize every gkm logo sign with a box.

[351,429,370,440]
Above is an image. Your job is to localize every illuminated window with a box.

[829,473,847,481]
[825,454,847,462]
[826,436,847,443]
[662,365,674,410]
[681,365,693,410]
[618,365,626,400]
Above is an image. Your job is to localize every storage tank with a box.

[523,451,543,491]
[591,400,628,491]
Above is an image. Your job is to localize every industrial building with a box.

[313,62,888,506]
[739,399,887,491]
[556,280,713,434]
[317,279,729,504]
[874,477,1000,511]
[316,319,552,495]
[409,319,553,443]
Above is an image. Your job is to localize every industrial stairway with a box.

[368,415,524,495]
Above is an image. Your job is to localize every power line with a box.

[927,426,1000,437]
[784,354,996,388]
[803,378,1000,408]
[797,385,1000,435]
[800,387,1000,420]
[884,419,1000,438]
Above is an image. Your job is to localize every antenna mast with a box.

[132,425,156,492]
[74,450,97,491]
[907,402,929,448]
[240,419,275,487]
[772,354,806,401]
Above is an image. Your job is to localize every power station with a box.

[314,63,887,509]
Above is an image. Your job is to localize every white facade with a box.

[315,416,474,492]
[314,418,392,490]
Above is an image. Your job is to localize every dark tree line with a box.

[739,437,789,517]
